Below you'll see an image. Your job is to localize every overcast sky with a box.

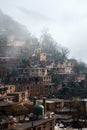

[0,0,87,62]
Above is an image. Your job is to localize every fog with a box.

[0,0,87,62]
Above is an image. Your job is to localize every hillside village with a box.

[0,35,87,129]
[0,11,87,130]
[0,36,87,99]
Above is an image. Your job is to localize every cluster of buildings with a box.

[0,38,87,129]
[0,82,87,129]
[0,41,87,99]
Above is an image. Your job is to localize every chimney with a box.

[43,97,46,115]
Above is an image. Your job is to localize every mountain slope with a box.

[0,10,29,41]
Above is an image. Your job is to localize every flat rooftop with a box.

[13,118,55,130]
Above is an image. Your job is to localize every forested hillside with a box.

[0,10,69,63]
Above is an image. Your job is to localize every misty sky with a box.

[0,0,87,62]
